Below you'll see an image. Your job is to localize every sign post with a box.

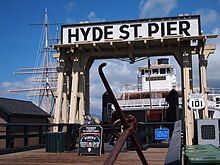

[78,125,103,156]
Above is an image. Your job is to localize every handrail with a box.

[164,120,182,165]
[0,123,80,155]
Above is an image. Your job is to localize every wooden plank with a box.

[0,148,168,165]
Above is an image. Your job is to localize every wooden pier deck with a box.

[0,148,168,165]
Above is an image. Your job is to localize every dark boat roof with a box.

[0,97,50,117]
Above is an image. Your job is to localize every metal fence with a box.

[0,121,177,154]
[0,123,81,154]
[0,123,51,154]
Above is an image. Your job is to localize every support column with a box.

[175,43,194,145]
[77,71,85,124]
[69,56,79,123]
[199,44,216,119]
[68,50,89,125]
[53,68,64,132]
[199,51,208,119]
[61,75,68,126]
[182,49,194,145]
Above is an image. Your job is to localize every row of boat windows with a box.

[141,68,171,75]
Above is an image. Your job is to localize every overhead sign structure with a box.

[62,15,201,44]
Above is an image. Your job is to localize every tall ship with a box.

[10,9,59,114]
[115,58,182,122]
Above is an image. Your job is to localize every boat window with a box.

[167,68,170,74]
[160,68,166,74]
[141,70,144,75]
[145,69,151,75]
[152,69,158,74]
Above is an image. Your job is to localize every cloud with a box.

[0,76,57,112]
[0,78,33,99]
[139,0,177,18]
[65,17,74,24]
[191,8,220,87]
[89,57,180,115]
[87,11,105,22]
[206,28,220,87]
[193,9,220,26]
[89,59,143,114]
[65,1,75,13]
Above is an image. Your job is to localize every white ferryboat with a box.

[116,58,182,122]
[115,58,220,122]
[207,88,220,118]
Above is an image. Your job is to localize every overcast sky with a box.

[0,0,220,116]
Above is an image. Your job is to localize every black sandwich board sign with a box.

[78,125,103,156]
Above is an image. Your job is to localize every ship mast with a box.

[10,8,59,114]
[44,8,50,112]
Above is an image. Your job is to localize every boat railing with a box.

[118,83,175,93]
[118,98,168,109]
[208,100,217,108]
[208,88,220,95]
[119,84,140,92]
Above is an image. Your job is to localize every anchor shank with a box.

[98,63,129,128]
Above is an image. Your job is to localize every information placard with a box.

[155,128,170,140]
[78,125,103,156]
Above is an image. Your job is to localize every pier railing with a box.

[118,98,168,109]
[0,123,80,154]
[0,120,180,155]
[164,120,182,165]
[0,123,51,154]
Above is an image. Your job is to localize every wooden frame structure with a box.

[53,15,217,145]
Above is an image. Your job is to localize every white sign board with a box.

[188,93,206,110]
[62,15,201,44]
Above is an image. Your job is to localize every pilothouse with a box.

[137,58,177,92]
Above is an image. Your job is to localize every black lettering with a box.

[148,23,159,37]
[68,28,79,43]
[195,101,199,107]
[80,27,91,41]
[130,24,142,38]
[179,21,190,36]
[93,27,103,41]
[104,26,113,39]
[119,25,129,39]
[167,22,177,35]
[161,22,165,37]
